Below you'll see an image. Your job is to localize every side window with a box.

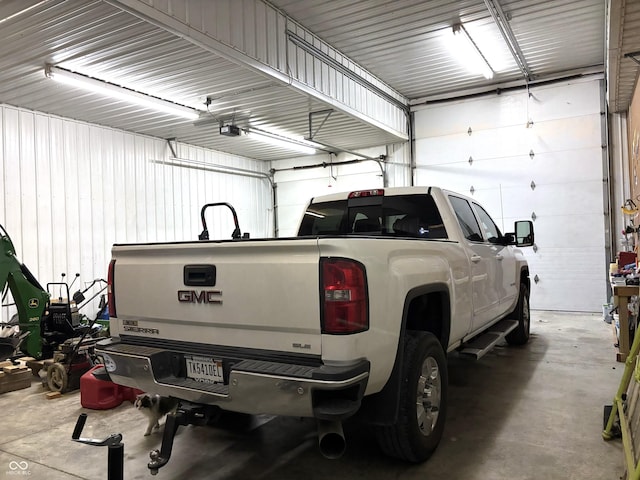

[473,203,502,244]
[448,196,483,242]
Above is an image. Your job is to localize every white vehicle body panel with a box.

[110,239,323,355]
[316,237,472,393]
[99,186,529,413]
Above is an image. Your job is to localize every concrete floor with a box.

[0,311,625,480]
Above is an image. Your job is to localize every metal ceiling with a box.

[270,0,607,101]
[608,0,640,113]
[0,0,632,162]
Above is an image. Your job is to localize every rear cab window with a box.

[298,194,448,240]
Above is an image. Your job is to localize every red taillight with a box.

[348,189,384,199]
[107,259,117,318]
[321,258,368,334]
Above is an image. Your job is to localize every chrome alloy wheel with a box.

[416,356,441,436]
[523,295,530,331]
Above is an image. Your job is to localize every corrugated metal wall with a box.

[385,142,412,187]
[609,112,630,255]
[0,104,271,322]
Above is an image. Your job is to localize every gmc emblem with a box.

[178,290,222,304]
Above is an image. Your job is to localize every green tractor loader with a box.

[0,224,50,359]
[1,223,111,392]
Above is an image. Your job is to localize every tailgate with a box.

[111,239,322,356]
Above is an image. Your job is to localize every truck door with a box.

[448,195,500,331]
[472,203,518,316]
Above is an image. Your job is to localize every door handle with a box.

[470,255,482,263]
[495,254,503,261]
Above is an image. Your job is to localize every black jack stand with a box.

[71,413,124,480]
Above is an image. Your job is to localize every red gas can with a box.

[80,364,143,410]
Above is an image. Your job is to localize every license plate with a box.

[185,355,224,384]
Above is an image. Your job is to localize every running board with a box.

[459,319,518,359]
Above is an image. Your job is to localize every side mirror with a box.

[514,220,534,247]
[503,233,516,245]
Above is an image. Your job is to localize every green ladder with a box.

[604,321,640,480]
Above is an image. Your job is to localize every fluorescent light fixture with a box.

[451,24,494,80]
[305,210,326,218]
[44,65,200,120]
[245,128,317,155]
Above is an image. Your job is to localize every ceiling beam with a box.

[409,70,604,107]
[483,0,533,81]
[607,0,624,112]
[104,0,408,141]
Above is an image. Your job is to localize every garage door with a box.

[413,78,608,312]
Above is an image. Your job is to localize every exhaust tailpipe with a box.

[317,420,346,459]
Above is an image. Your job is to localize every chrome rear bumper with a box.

[95,337,369,420]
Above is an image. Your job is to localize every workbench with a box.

[614,285,640,362]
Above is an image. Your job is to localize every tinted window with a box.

[473,203,502,244]
[448,196,483,242]
[298,194,448,239]
[298,205,345,235]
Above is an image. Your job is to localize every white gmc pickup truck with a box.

[96,186,533,472]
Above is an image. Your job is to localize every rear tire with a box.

[506,283,530,345]
[47,362,68,393]
[375,332,447,462]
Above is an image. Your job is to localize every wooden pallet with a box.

[0,360,32,394]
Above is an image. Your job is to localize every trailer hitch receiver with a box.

[148,402,219,475]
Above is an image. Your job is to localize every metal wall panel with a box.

[0,104,271,323]
[284,21,407,129]
[609,113,630,254]
[385,142,412,188]
[131,0,408,137]
[413,78,607,312]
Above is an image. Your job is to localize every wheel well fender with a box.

[358,284,450,426]
[520,266,530,290]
